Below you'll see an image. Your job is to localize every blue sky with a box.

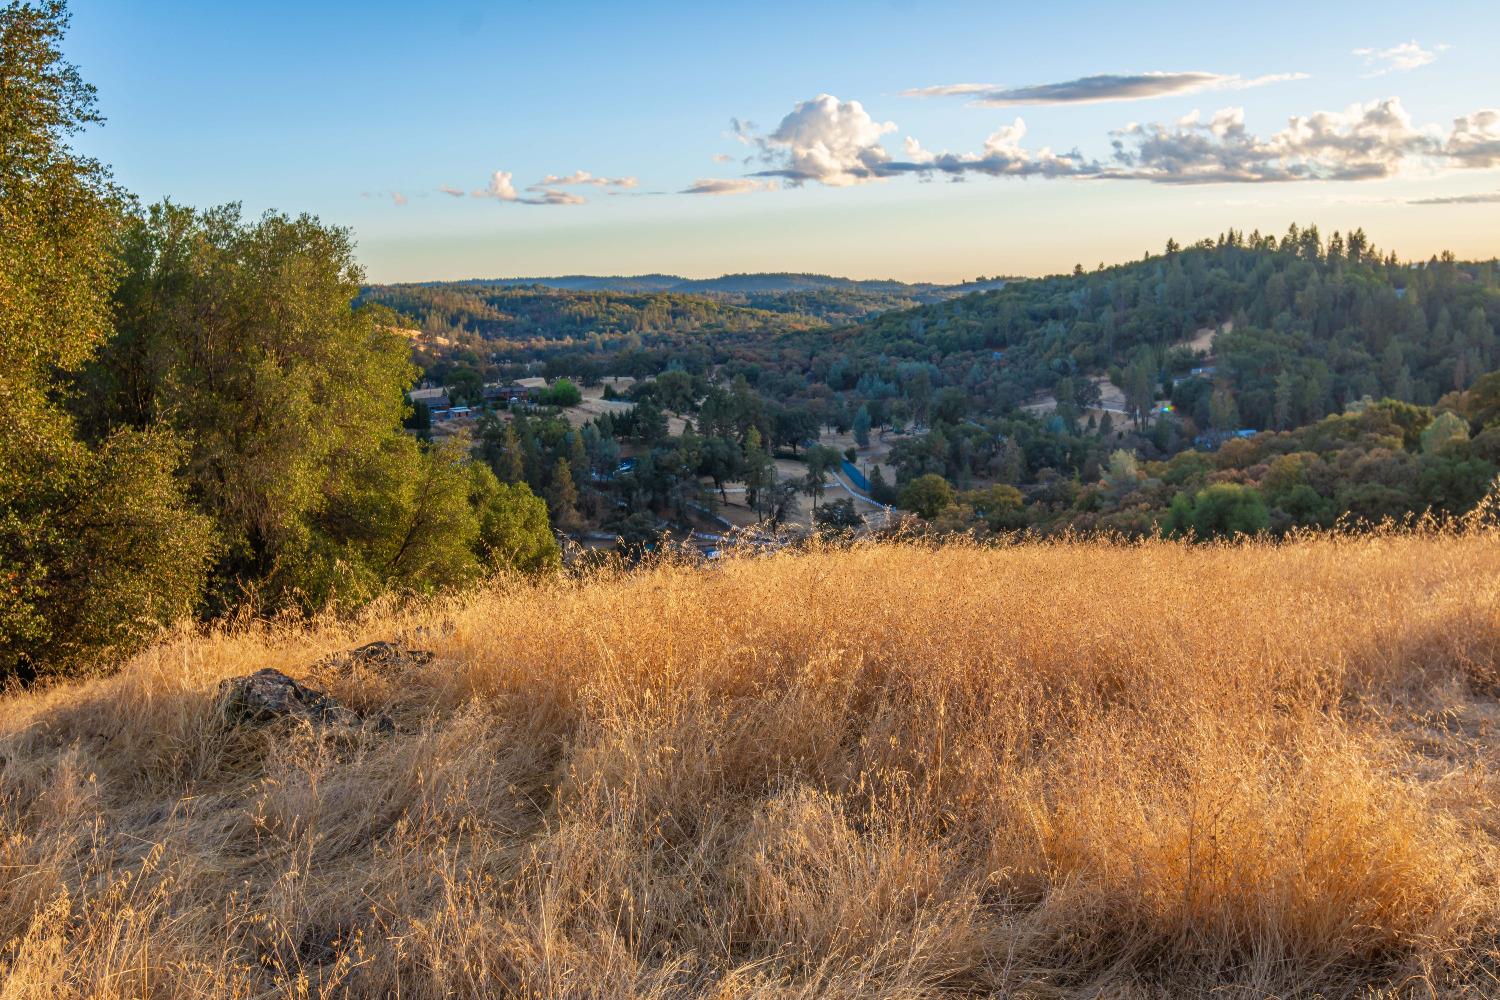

[66,0,1500,282]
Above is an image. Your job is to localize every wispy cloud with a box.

[1409,190,1500,205]
[438,185,465,197]
[461,169,590,205]
[529,170,638,190]
[902,71,1307,106]
[681,177,779,195]
[1354,40,1447,76]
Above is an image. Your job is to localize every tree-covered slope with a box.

[809,227,1499,429]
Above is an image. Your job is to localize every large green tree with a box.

[1,1,211,678]
[80,202,560,608]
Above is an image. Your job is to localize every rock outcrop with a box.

[216,668,391,734]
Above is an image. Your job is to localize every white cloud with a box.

[1354,41,1447,76]
[1107,98,1439,183]
[753,94,897,186]
[529,170,638,190]
[892,118,1095,179]
[391,191,408,206]
[742,93,1496,188]
[476,170,520,200]
[681,178,779,196]
[1447,109,1500,168]
[438,185,465,197]
[902,71,1307,106]
[711,153,734,164]
[468,169,589,205]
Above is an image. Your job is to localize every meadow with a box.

[3,528,1500,998]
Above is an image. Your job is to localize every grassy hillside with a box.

[4,530,1500,997]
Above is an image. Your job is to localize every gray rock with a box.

[216,668,391,734]
[314,641,434,674]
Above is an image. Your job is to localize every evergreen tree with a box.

[853,404,872,448]
[547,457,582,530]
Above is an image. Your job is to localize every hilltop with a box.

[404,271,1009,299]
[3,531,1500,998]
[358,273,1012,356]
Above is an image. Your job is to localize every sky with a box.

[65,0,1500,283]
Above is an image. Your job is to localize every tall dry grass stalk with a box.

[3,529,1500,997]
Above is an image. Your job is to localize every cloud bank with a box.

[716,94,1500,192]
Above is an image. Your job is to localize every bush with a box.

[1167,483,1270,538]
[898,473,956,519]
[538,379,583,407]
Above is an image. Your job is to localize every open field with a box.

[4,530,1500,997]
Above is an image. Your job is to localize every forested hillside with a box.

[425,230,1499,439]
[788,228,1500,429]
[367,272,1007,334]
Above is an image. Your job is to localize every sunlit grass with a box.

[3,527,1500,997]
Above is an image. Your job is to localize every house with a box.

[409,386,450,408]
[1172,366,1218,387]
[489,383,536,403]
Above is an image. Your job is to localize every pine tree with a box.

[853,404,871,448]
[547,457,581,530]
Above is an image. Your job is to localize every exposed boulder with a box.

[314,641,434,674]
[216,668,391,734]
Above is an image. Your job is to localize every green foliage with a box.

[538,378,582,407]
[960,483,1027,531]
[899,474,956,520]
[814,497,863,533]
[469,464,560,573]
[446,366,484,405]
[1461,371,1500,430]
[1167,483,1270,539]
[1,1,212,678]
[852,404,871,448]
[1421,410,1470,455]
[80,202,424,609]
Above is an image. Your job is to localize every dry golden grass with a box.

[4,530,1500,998]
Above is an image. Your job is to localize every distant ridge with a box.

[416,272,1011,299]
